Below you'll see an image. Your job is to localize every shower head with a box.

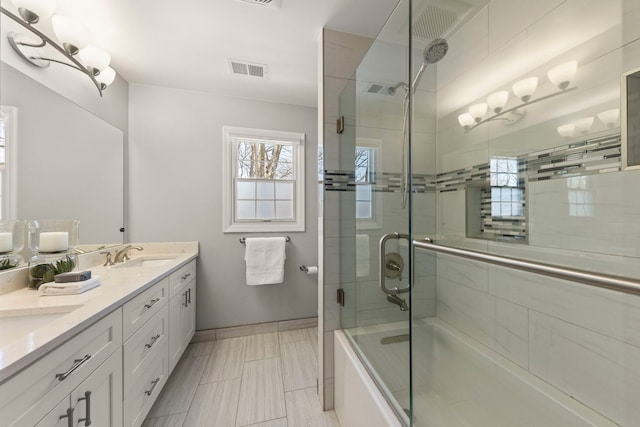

[423,38,448,64]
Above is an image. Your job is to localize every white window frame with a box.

[222,126,305,233]
[0,106,18,222]
[355,138,381,230]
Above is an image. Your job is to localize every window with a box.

[0,106,17,222]
[489,157,523,217]
[355,147,374,220]
[223,126,305,232]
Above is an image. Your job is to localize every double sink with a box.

[0,254,179,347]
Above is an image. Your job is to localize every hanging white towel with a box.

[356,234,370,277]
[244,237,287,285]
[39,276,102,296]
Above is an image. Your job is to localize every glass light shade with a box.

[574,117,594,134]
[557,123,576,138]
[458,112,475,128]
[597,108,620,128]
[78,45,111,74]
[487,90,509,113]
[10,0,57,23]
[512,77,538,102]
[547,61,577,90]
[469,103,488,122]
[95,66,116,88]
[52,15,90,55]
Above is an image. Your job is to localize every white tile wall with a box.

[529,311,640,427]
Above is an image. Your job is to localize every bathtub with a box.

[334,318,617,426]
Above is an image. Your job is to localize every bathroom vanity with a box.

[0,242,198,427]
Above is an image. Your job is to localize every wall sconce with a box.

[597,108,620,128]
[469,103,488,123]
[557,123,576,138]
[512,77,538,102]
[487,91,509,113]
[574,117,594,134]
[1,1,117,97]
[459,61,579,133]
[458,113,475,129]
[547,61,578,90]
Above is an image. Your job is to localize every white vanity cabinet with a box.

[168,260,196,373]
[0,309,122,426]
[123,284,169,427]
[36,349,123,427]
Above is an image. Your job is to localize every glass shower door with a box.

[334,0,415,423]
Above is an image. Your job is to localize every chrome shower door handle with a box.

[379,232,410,296]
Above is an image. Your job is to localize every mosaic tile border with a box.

[324,171,436,193]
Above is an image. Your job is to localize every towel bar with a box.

[239,236,291,244]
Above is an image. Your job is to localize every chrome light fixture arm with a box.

[1,6,104,96]
[463,86,578,133]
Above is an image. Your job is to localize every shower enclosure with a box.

[325,0,640,425]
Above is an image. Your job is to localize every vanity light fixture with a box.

[458,112,475,129]
[597,108,620,128]
[512,77,538,102]
[469,103,488,122]
[574,117,595,134]
[487,90,509,113]
[458,61,579,133]
[557,123,576,138]
[547,61,578,90]
[1,1,117,96]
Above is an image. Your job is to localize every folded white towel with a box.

[356,234,370,277]
[39,276,102,296]
[244,237,286,285]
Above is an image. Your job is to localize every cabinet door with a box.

[71,350,123,427]
[36,397,72,427]
[183,283,196,344]
[168,287,188,373]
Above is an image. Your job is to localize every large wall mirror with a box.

[0,61,124,252]
[623,67,640,170]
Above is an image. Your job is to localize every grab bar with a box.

[379,233,410,296]
[412,238,640,297]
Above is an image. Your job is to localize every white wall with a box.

[128,84,318,330]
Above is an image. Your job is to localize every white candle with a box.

[0,232,12,252]
[39,232,69,252]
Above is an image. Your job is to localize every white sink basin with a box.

[0,306,80,346]
[113,256,177,268]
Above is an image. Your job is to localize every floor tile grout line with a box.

[234,339,249,427]
[276,330,289,423]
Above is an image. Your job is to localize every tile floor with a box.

[143,327,340,427]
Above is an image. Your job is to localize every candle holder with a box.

[28,219,80,254]
[28,252,78,289]
[0,221,26,270]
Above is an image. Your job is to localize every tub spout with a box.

[387,293,409,311]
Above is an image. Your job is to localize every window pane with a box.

[275,182,293,200]
[257,182,275,199]
[356,201,372,219]
[356,184,371,201]
[275,201,294,219]
[236,181,255,199]
[274,161,293,180]
[236,201,255,220]
[257,201,275,219]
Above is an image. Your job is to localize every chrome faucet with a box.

[114,245,143,263]
[387,293,409,311]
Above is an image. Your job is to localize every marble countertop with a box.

[0,242,199,383]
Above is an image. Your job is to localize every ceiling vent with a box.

[228,59,267,78]
[236,0,283,7]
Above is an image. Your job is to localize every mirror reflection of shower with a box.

[390,38,449,208]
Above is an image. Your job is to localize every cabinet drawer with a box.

[1,309,122,427]
[169,260,196,298]
[122,278,168,340]
[124,303,168,394]
[124,344,168,427]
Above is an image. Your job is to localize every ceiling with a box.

[34,0,400,107]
